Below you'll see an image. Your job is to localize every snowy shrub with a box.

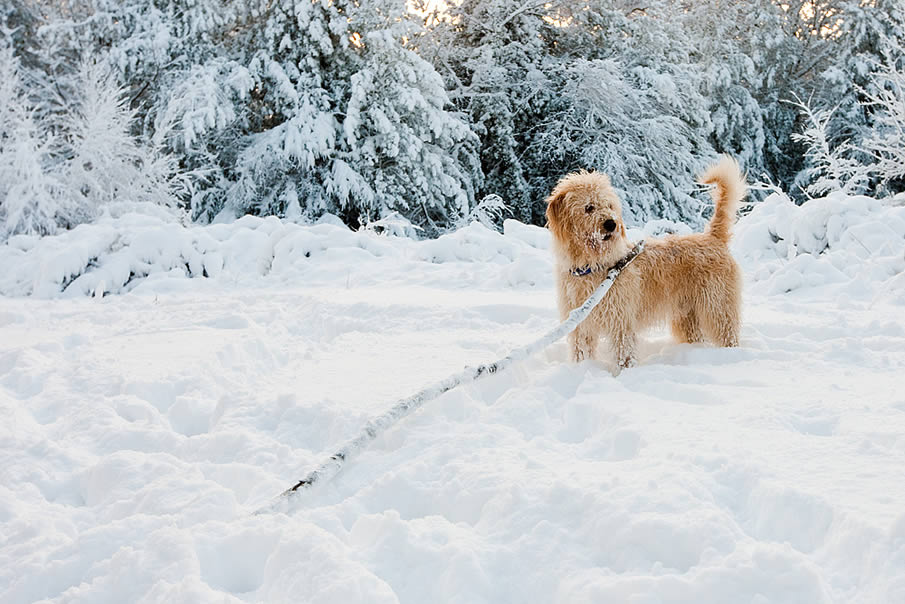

[457,194,508,232]
[0,33,180,242]
[787,94,869,198]
[0,43,64,240]
[861,44,905,188]
[61,59,178,213]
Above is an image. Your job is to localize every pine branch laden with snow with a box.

[459,193,508,231]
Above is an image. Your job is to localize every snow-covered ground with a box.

[2,193,905,603]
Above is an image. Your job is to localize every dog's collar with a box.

[569,241,645,277]
[570,265,598,277]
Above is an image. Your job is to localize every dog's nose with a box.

[603,219,617,232]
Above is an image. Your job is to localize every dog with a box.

[545,156,746,373]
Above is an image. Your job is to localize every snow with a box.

[735,192,905,302]
[2,193,905,603]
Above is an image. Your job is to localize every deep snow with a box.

[1,192,904,603]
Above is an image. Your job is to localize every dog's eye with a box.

[585,204,595,214]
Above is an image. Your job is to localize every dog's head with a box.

[545,171,629,265]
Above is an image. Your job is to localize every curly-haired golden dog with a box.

[546,157,746,372]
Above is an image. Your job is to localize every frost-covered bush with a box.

[0,44,63,240]
[861,45,905,189]
[0,32,179,242]
[787,95,869,198]
[63,60,178,211]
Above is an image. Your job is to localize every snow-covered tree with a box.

[540,3,720,224]
[678,1,787,183]
[219,0,353,220]
[70,0,254,122]
[7,0,905,240]
[0,17,181,242]
[424,1,720,226]
[409,0,535,224]
[343,31,479,229]
[151,57,253,221]
[861,43,905,190]
[789,0,905,196]
[816,0,905,139]
[0,43,63,240]
[181,0,478,230]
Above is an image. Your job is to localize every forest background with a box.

[2,0,904,242]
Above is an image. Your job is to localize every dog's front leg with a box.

[569,325,599,362]
[608,325,637,374]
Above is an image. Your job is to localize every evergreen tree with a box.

[420,0,554,224]
[344,30,480,229]
[222,0,354,220]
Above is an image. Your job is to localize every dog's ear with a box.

[620,221,627,239]
[545,190,568,240]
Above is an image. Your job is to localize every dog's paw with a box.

[617,356,636,371]
[572,347,595,363]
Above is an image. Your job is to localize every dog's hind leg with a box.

[699,292,741,348]
[670,311,703,344]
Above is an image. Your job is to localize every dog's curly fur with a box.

[545,156,747,372]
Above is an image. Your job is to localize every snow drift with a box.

[1,192,903,304]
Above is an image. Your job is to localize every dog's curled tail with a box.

[700,156,746,244]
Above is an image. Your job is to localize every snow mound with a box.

[0,215,553,298]
[734,192,905,303]
[3,191,904,304]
